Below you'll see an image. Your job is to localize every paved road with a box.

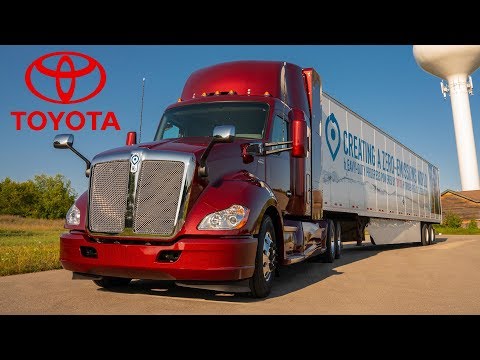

[1,235,479,314]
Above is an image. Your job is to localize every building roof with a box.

[441,189,480,203]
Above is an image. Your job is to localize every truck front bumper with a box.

[60,231,257,281]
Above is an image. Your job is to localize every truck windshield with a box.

[154,102,269,141]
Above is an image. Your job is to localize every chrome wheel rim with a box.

[262,231,275,282]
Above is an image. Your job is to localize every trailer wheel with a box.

[249,215,277,298]
[428,224,436,244]
[334,221,342,259]
[323,220,335,263]
[421,223,430,246]
[93,277,132,288]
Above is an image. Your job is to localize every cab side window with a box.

[270,114,289,150]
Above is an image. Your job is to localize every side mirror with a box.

[289,109,307,158]
[53,134,74,149]
[213,125,235,143]
[52,134,91,177]
[198,125,236,177]
[126,131,137,146]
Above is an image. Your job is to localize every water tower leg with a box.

[448,74,480,190]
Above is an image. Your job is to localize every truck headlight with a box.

[66,204,81,226]
[198,205,250,230]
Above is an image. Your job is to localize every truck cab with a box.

[60,60,439,298]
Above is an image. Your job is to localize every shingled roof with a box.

[441,189,480,203]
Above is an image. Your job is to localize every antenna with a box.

[139,77,146,143]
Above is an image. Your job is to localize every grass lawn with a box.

[433,225,480,235]
[0,215,65,276]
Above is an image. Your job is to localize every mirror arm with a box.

[198,140,216,177]
[67,145,91,176]
[53,134,91,177]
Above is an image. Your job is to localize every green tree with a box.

[32,174,76,219]
[442,212,462,228]
[0,174,76,219]
[0,177,38,217]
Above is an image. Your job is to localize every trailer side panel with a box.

[320,92,441,223]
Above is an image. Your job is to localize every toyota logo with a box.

[25,51,106,104]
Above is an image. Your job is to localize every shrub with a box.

[467,220,478,230]
[0,174,76,219]
[0,178,38,217]
[442,212,462,228]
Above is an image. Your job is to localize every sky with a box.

[0,45,479,197]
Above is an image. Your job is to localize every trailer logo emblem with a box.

[130,154,140,173]
[325,113,341,161]
[25,51,106,104]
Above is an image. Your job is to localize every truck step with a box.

[284,254,305,265]
[283,226,298,232]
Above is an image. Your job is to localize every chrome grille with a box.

[134,160,185,235]
[89,161,130,233]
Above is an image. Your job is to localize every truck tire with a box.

[249,215,277,298]
[334,221,342,259]
[323,220,335,263]
[421,223,430,246]
[93,277,132,288]
[428,224,436,244]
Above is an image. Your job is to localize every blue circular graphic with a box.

[325,113,341,161]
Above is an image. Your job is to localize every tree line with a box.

[0,174,77,219]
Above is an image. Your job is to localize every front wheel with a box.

[249,215,277,298]
[93,277,132,288]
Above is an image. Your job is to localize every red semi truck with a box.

[54,60,441,298]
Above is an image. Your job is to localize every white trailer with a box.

[319,92,441,245]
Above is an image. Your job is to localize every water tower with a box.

[413,45,480,191]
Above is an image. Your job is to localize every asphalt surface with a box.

[1,235,479,314]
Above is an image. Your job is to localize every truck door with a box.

[266,113,291,213]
